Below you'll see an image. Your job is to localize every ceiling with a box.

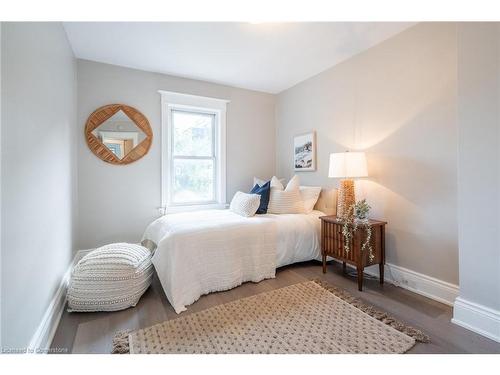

[63,22,415,94]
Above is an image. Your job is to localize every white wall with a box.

[452,23,500,342]
[276,23,459,285]
[1,23,77,349]
[77,60,276,249]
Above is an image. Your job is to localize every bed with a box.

[142,189,336,314]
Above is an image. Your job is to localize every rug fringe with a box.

[312,279,430,343]
[111,330,132,354]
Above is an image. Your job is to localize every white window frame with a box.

[159,90,228,214]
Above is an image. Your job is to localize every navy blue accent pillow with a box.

[250,181,271,214]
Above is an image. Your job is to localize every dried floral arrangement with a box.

[340,199,374,262]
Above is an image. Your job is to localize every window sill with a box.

[159,203,228,215]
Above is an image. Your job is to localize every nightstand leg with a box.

[379,263,384,285]
[357,266,363,291]
[342,261,346,274]
[322,254,326,274]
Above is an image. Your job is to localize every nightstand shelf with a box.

[320,215,387,291]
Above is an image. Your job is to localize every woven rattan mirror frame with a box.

[85,104,152,165]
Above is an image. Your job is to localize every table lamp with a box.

[328,151,368,219]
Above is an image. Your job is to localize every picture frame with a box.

[293,131,316,171]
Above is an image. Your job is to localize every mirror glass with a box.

[91,110,147,160]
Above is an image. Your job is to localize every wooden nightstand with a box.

[320,215,387,291]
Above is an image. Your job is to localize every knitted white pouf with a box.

[67,243,154,312]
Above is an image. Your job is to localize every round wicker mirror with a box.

[85,104,152,165]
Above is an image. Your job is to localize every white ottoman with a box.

[67,243,154,312]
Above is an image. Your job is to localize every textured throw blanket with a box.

[143,210,277,313]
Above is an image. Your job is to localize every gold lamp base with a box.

[337,179,356,219]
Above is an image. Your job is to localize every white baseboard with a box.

[452,297,500,343]
[27,250,89,354]
[331,259,459,306]
[368,263,459,306]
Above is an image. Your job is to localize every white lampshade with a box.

[328,152,368,178]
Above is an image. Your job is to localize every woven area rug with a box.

[112,280,429,354]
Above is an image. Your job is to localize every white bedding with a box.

[142,209,323,313]
[274,210,323,267]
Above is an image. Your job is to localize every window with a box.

[171,109,215,204]
[160,91,228,213]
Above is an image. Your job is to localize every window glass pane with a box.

[172,110,214,157]
[172,159,214,203]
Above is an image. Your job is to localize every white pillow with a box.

[230,191,261,217]
[267,175,305,214]
[300,186,322,213]
[285,175,301,191]
[270,176,284,189]
[254,176,284,188]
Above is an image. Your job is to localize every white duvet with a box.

[142,209,323,313]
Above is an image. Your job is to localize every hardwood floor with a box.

[51,261,500,354]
